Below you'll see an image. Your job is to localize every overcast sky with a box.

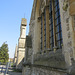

[0,0,33,58]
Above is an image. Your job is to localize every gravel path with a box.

[6,69,22,75]
[0,65,22,75]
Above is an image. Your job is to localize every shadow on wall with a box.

[16,58,24,71]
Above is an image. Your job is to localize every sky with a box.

[0,0,34,58]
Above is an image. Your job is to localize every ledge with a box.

[23,59,75,75]
[33,49,67,70]
[23,49,68,73]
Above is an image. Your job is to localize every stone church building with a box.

[14,0,75,75]
[22,0,75,75]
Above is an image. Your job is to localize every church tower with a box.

[16,18,27,69]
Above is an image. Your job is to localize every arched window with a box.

[40,0,63,51]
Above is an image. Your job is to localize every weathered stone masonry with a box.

[22,0,75,75]
[16,18,27,69]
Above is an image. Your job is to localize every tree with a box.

[0,42,9,63]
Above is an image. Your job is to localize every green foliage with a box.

[0,42,9,64]
[13,69,22,73]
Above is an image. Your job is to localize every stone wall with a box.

[22,66,66,75]
[22,0,75,75]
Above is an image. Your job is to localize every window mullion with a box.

[52,0,56,47]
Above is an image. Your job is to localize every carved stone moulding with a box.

[69,0,75,15]
[45,0,49,7]
[69,0,75,4]
[38,16,41,22]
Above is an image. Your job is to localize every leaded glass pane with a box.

[54,0,62,48]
